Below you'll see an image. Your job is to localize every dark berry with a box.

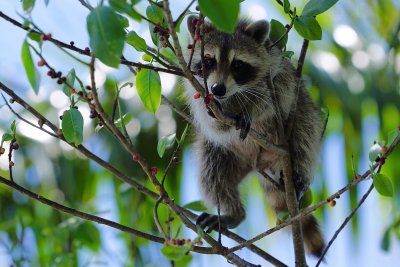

[172,156,179,162]
[193,92,201,99]
[86,85,92,90]
[187,44,193,49]
[151,166,158,175]
[70,88,76,94]
[9,98,15,104]
[204,97,210,105]
[162,43,168,48]
[57,71,62,78]
[133,152,139,161]
[84,47,90,53]
[59,115,63,120]
[47,70,53,76]
[159,36,165,41]
[70,41,75,46]
[12,143,19,150]
[57,79,63,85]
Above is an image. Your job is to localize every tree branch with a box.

[315,183,374,267]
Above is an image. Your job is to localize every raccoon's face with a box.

[187,17,272,103]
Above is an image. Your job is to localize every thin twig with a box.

[315,184,375,266]
[226,133,400,254]
[296,40,309,78]
[8,139,16,182]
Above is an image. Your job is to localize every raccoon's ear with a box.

[244,20,270,44]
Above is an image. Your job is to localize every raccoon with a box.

[185,16,325,258]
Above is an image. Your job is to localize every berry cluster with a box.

[40,33,52,41]
[153,26,170,48]
[193,92,214,105]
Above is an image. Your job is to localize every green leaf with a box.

[142,54,153,62]
[179,124,190,144]
[302,0,338,17]
[135,68,161,113]
[21,40,40,94]
[109,0,142,21]
[269,19,288,50]
[74,222,100,251]
[10,120,16,134]
[369,143,382,162]
[115,113,133,128]
[157,133,176,158]
[198,0,240,33]
[28,32,41,43]
[62,69,76,97]
[2,133,13,142]
[126,31,147,52]
[283,0,290,14]
[62,108,84,146]
[373,174,394,197]
[161,244,191,261]
[294,16,322,40]
[182,201,208,212]
[22,0,36,14]
[283,51,294,59]
[299,189,313,208]
[146,4,164,25]
[87,6,126,68]
[388,128,400,146]
[381,228,391,251]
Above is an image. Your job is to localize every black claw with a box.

[235,114,251,140]
[196,212,226,233]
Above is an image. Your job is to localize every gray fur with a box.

[185,17,325,256]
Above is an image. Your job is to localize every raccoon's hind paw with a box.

[196,212,241,233]
[235,114,251,140]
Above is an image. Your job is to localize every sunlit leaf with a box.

[302,0,338,17]
[21,40,40,94]
[182,201,208,212]
[294,16,322,40]
[135,68,161,113]
[115,113,132,128]
[22,0,36,14]
[373,173,394,197]
[62,108,84,146]
[2,133,13,142]
[161,244,191,261]
[157,133,176,158]
[87,6,126,68]
[142,54,153,62]
[126,31,147,52]
[198,0,240,33]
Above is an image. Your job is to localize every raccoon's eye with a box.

[231,60,245,72]
[204,58,216,70]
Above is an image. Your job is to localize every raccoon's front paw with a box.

[206,99,222,119]
[196,212,240,233]
[235,113,251,140]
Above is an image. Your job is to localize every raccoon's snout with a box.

[211,83,226,97]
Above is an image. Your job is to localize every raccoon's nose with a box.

[211,83,226,97]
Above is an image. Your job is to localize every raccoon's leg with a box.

[286,92,325,258]
[262,179,325,258]
[195,140,251,232]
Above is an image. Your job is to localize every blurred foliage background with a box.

[0,0,399,266]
